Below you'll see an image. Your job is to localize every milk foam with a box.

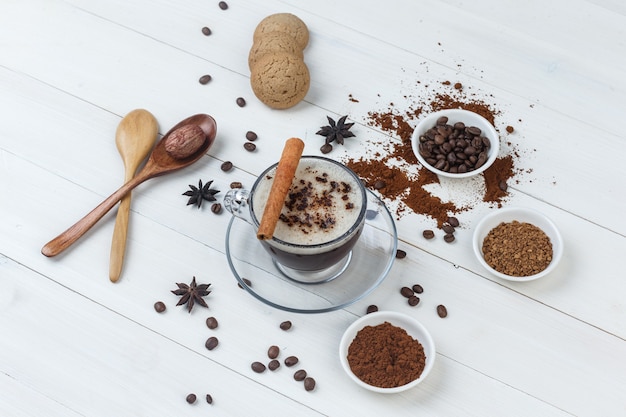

[252,158,364,247]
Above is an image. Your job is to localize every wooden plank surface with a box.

[1,0,625,416]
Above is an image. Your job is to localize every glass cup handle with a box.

[223,188,253,224]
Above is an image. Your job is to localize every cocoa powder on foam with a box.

[345,82,520,227]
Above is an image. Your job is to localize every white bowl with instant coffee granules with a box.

[472,207,564,281]
[339,311,436,393]
[411,109,500,178]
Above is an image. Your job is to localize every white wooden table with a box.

[2,1,625,416]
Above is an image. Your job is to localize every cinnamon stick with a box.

[257,138,304,240]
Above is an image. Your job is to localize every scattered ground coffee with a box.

[347,322,426,388]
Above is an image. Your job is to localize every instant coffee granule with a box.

[347,322,425,388]
[482,221,553,276]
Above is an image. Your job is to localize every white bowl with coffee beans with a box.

[411,109,500,178]
[339,311,436,393]
[472,207,564,281]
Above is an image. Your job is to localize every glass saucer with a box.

[225,189,398,313]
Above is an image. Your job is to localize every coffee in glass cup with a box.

[224,156,367,283]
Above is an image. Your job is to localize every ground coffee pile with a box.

[345,80,521,227]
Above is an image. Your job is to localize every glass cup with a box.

[224,156,367,283]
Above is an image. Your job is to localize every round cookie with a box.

[250,52,310,109]
[248,31,304,70]
[253,13,309,50]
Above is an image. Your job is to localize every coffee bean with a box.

[230,181,243,189]
[206,316,218,329]
[423,229,435,239]
[499,180,508,191]
[447,216,460,227]
[280,320,292,331]
[205,394,213,404]
[186,393,197,404]
[244,142,256,152]
[238,277,252,289]
[304,377,316,391]
[267,345,280,359]
[320,143,333,154]
[366,304,378,314]
[236,97,246,107]
[218,1,228,10]
[436,116,448,125]
[153,301,166,313]
[373,180,386,189]
[437,304,448,318]
[205,336,219,350]
[199,74,212,85]
[444,233,455,243]
[294,369,307,381]
[201,26,211,36]
[442,224,455,234]
[220,161,233,171]
[466,126,482,136]
[211,203,222,214]
[395,249,407,259]
[245,131,258,141]
[251,361,266,373]
[412,284,423,294]
[400,286,414,298]
[408,295,420,306]
[268,359,280,371]
[284,356,299,367]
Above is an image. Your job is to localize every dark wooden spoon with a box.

[41,114,217,257]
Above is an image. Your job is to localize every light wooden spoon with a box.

[41,114,217,258]
[109,109,158,283]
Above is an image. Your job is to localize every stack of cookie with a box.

[249,13,310,109]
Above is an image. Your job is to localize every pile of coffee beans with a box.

[423,216,460,243]
[417,116,491,174]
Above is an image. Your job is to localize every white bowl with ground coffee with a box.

[411,109,500,178]
[339,311,436,393]
[472,207,564,281]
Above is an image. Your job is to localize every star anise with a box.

[316,115,355,145]
[183,179,220,208]
[171,276,211,313]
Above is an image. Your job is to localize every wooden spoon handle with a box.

[41,175,147,257]
[109,193,132,282]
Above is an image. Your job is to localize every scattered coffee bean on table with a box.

[230,181,243,189]
[366,304,378,314]
[412,284,423,294]
[423,230,435,239]
[294,369,307,381]
[267,345,280,359]
[395,249,407,259]
[304,377,316,391]
[280,320,292,331]
[153,301,166,313]
[374,180,386,189]
[201,26,211,36]
[205,336,219,350]
[218,1,228,10]
[199,74,212,85]
[444,233,455,243]
[245,130,258,141]
[251,361,266,373]
[320,143,333,154]
[284,356,299,367]
[205,394,213,404]
[447,216,460,227]
[210,203,222,214]
[244,142,256,152]
[268,359,280,371]
[236,97,246,107]
[400,286,414,298]
[437,304,448,318]
[206,316,218,329]
[442,224,455,234]
[408,295,420,306]
[220,161,233,172]
[186,393,197,404]
[499,180,508,191]
[238,277,252,289]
